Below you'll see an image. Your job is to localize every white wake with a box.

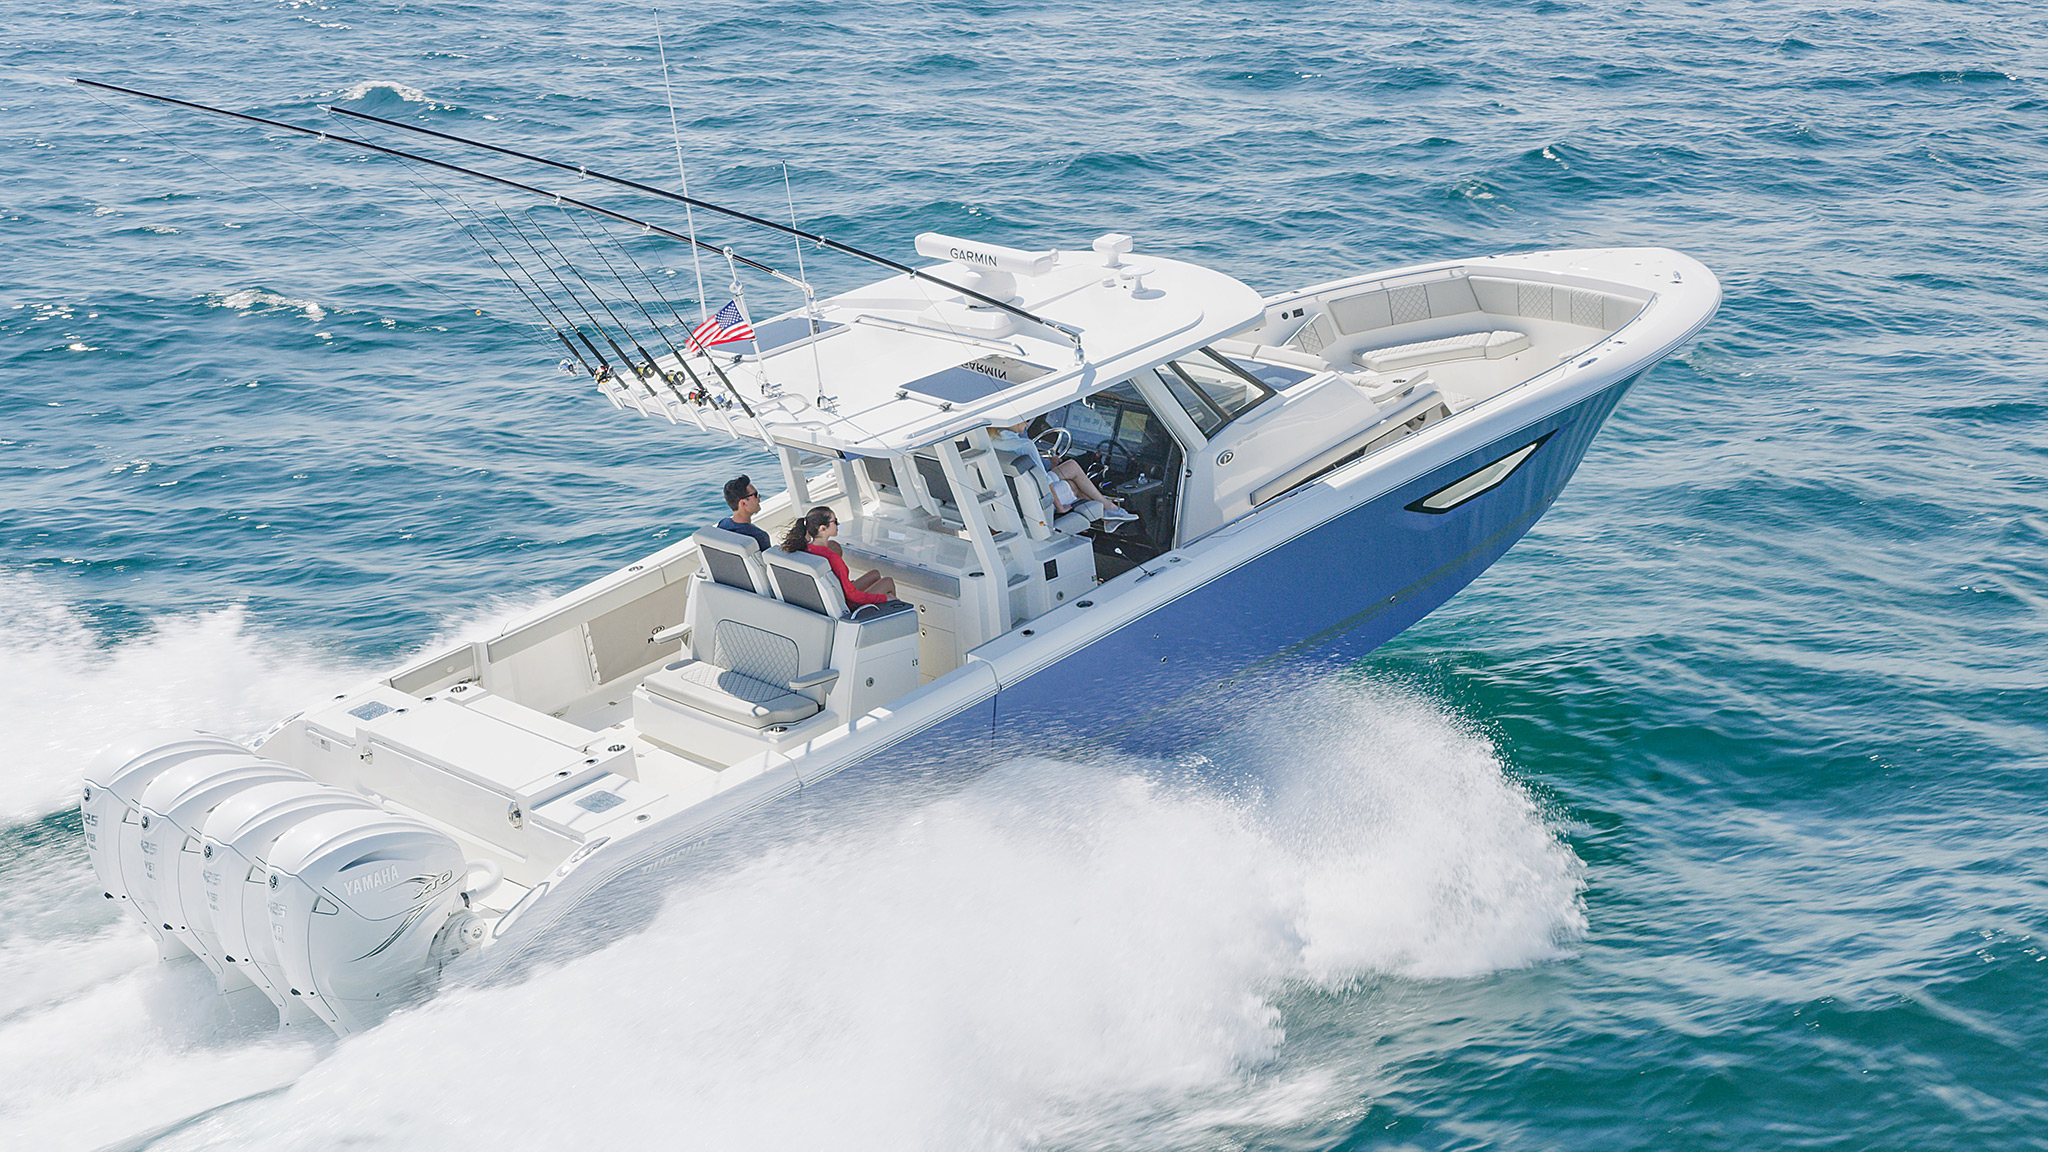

[148,680,1582,1151]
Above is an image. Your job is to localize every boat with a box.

[76,83,1720,1036]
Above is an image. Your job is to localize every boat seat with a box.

[647,643,819,727]
[760,546,905,620]
[1011,464,1100,536]
[693,525,776,597]
[1354,329,1529,373]
[764,547,851,618]
[993,439,1103,538]
[640,580,834,730]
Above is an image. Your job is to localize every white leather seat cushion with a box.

[1356,329,1529,373]
[644,659,819,728]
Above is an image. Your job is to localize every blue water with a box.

[5,1,2047,1148]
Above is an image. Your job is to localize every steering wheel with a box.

[1033,427,1071,461]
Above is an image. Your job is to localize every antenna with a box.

[785,162,832,410]
[655,18,712,332]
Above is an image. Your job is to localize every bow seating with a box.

[1354,329,1530,373]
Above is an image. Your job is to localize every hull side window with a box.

[1407,431,1554,514]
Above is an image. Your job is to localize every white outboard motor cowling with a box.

[194,779,379,1010]
[130,754,306,965]
[266,807,467,1035]
[82,731,249,955]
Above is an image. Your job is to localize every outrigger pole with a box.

[77,79,1087,355]
[314,106,1090,355]
[73,79,796,286]
[77,78,770,428]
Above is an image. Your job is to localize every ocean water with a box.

[4,1,2046,1148]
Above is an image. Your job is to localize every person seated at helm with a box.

[994,421,1137,522]
[780,506,895,607]
[716,475,771,551]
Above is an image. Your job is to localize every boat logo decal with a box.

[343,864,403,897]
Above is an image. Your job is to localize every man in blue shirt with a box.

[716,475,772,551]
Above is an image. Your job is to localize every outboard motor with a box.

[191,779,379,1011]
[266,807,469,1035]
[82,731,249,954]
[128,753,307,964]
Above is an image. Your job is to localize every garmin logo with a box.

[344,864,401,896]
[962,358,1011,381]
[914,233,1055,278]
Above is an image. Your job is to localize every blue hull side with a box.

[990,375,1636,751]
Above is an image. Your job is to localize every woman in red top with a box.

[779,506,895,606]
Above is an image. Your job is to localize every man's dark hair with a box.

[723,475,755,510]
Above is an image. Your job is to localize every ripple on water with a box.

[5,0,2048,1147]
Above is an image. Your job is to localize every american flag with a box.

[687,299,755,351]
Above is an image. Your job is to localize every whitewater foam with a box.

[0,576,557,826]
[0,580,364,825]
[111,679,1585,1152]
[0,940,322,1152]
[0,579,567,1149]
[208,289,326,323]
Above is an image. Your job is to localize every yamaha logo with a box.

[343,864,403,897]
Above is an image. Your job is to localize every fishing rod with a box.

[495,206,662,409]
[72,79,806,294]
[473,225,601,379]
[315,103,1088,353]
[562,210,754,422]
[467,209,625,389]
[413,188,612,388]
[589,219,763,423]
[663,262,759,423]
[526,211,721,424]
[485,207,663,415]
[562,213,703,400]
[523,207,688,410]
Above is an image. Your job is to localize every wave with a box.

[207,289,327,323]
[333,81,438,107]
[115,678,1584,1151]
[0,575,552,827]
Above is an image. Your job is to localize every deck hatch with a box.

[746,314,844,355]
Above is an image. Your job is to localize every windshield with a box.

[1146,347,1275,437]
